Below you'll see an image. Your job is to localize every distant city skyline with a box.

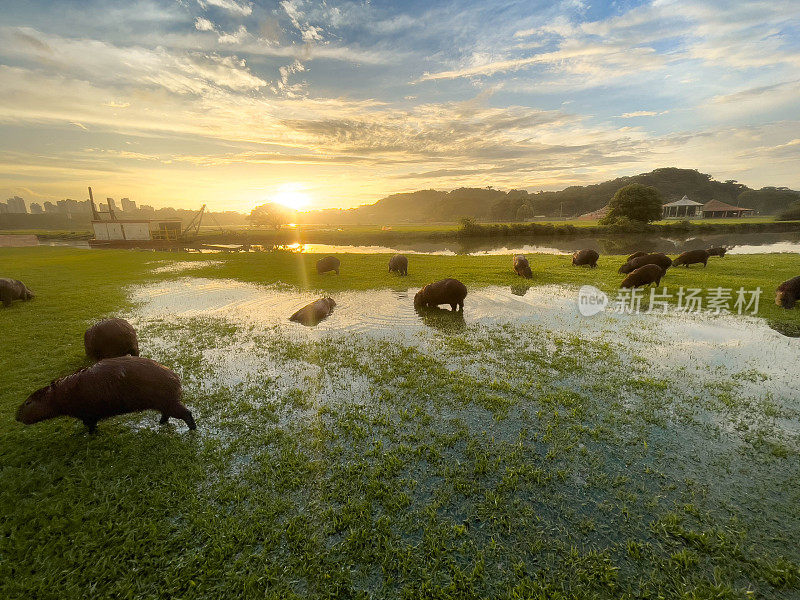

[1,0,799,213]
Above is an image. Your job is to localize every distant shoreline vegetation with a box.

[453,217,800,240]
[4,217,800,246]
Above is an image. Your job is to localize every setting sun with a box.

[271,185,312,212]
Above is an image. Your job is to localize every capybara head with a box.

[776,290,796,309]
[323,297,336,309]
[413,286,428,308]
[16,383,59,425]
[618,262,634,274]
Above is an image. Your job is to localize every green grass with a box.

[1,247,799,599]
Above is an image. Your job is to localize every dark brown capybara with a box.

[513,255,533,279]
[776,276,800,309]
[84,318,139,361]
[15,356,195,433]
[388,254,408,276]
[627,251,648,262]
[707,247,727,257]
[619,253,673,274]
[316,256,340,275]
[0,278,34,307]
[289,297,336,326]
[414,278,467,311]
[673,249,710,267]
[572,249,599,268]
[620,264,664,289]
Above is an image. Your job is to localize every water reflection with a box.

[415,306,466,331]
[236,231,800,256]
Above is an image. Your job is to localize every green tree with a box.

[601,184,663,224]
[516,203,533,222]
[778,201,800,221]
[248,203,295,229]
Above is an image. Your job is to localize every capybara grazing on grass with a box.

[414,279,467,311]
[0,278,34,307]
[15,356,195,433]
[707,247,727,257]
[620,264,664,288]
[627,251,647,262]
[572,249,599,268]
[673,249,710,267]
[619,253,672,274]
[388,254,408,275]
[316,256,340,275]
[776,276,800,309]
[84,318,139,361]
[289,297,336,326]
[513,255,533,278]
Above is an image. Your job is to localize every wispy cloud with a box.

[198,0,252,17]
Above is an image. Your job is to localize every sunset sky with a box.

[1,0,799,212]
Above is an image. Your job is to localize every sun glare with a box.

[272,185,312,211]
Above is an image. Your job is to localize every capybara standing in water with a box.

[776,276,800,309]
[15,356,195,433]
[627,251,647,262]
[316,256,340,275]
[388,254,408,276]
[0,278,34,307]
[707,247,727,257]
[572,249,599,268]
[619,253,672,274]
[513,255,533,278]
[620,264,664,289]
[84,318,139,361]
[289,297,336,326]
[414,279,467,311]
[673,249,710,267]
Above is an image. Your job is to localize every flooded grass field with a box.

[1,247,799,599]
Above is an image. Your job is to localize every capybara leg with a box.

[82,418,98,434]
[159,413,169,425]
[1,291,11,307]
[172,404,196,430]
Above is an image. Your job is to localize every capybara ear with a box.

[50,380,56,387]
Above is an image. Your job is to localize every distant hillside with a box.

[300,168,800,224]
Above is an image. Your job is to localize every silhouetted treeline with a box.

[298,168,799,224]
[0,208,249,231]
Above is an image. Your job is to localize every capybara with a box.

[572,249,599,268]
[414,279,467,311]
[513,255,533,279]
[707,247,727,257]
[673,249,710,267]
[290,297,336,326]
[619,253,673,274]
[388,254,408,276]
[627,251,648,262]
[0,278,34,307]
[84,318,139,361]
[316,256,340,275]
[620,264,664,289]
[776,276,800,309]
[15,356,195,433]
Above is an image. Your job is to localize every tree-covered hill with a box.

[300,168,799,224]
